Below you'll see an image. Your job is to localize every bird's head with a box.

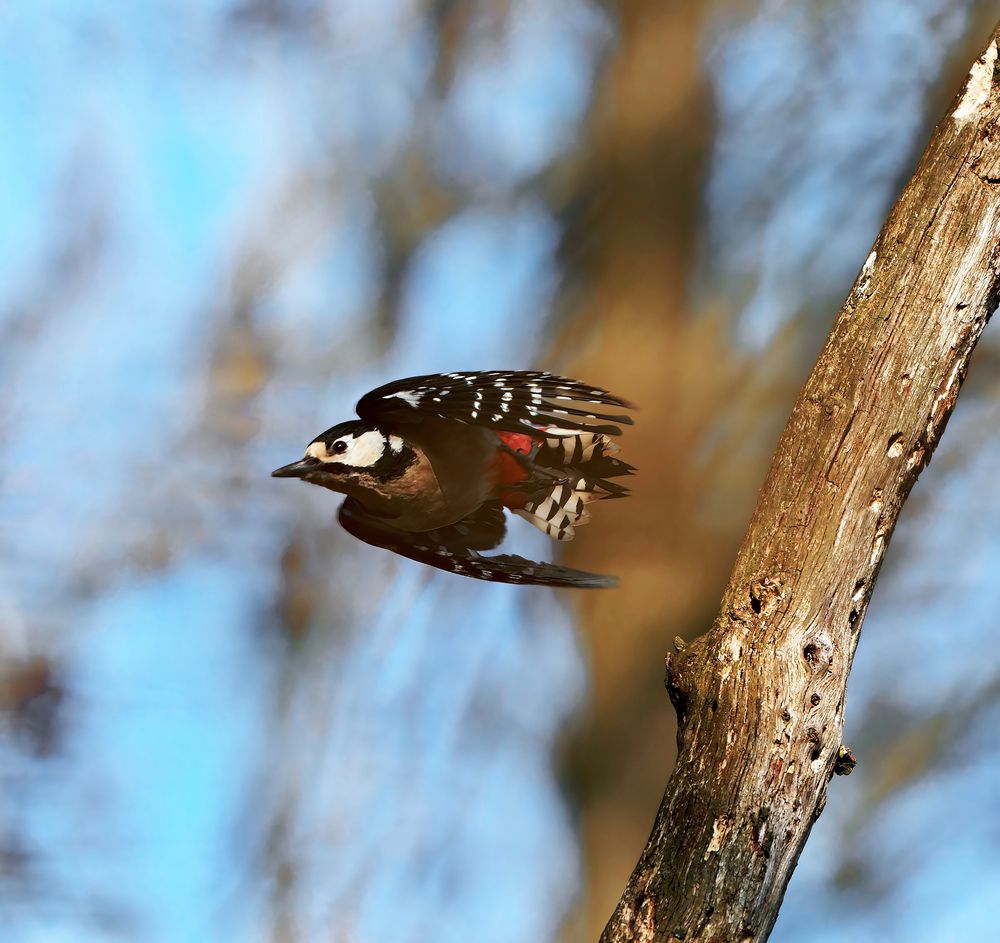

[271,421,407,492]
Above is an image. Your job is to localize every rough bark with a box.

[601,24,1000,943]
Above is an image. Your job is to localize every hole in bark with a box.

[810,693,821,706]
[710,698,719,712]
[807,727,823,761]
[781,709,791,723]
[803,643,819,666]
[849,609,860,631]
[665,657,690,727]
[750,590,762,614]
[887,434,905,458]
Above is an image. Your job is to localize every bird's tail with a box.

[512,430,634,541]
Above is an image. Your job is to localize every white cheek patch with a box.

[305,430,390,467]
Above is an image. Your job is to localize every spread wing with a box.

[355,371,634,439]
[338,498,618,589]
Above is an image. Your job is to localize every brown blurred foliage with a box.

[545,2,797,934]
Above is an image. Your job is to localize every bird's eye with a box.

[332,440,348,455]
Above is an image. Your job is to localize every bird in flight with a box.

[272,371,635,588]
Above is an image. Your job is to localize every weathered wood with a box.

[601,24,1000,943]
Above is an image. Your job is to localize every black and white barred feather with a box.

[357,370,634,438]
[515,431,632,541]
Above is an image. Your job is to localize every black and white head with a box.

[271,421,411,492]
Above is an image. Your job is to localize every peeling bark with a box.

[601,23,1000,943]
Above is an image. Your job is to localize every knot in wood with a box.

[802,632,834,671]
[732,575,787,623]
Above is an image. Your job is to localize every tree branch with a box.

[601,23,1000,943]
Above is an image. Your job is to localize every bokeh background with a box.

[3,2,1000,941]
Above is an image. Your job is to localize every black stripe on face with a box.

[369,439,418,480]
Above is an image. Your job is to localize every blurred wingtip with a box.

[583,573,619,589]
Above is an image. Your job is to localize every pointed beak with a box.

[271,458,319,479]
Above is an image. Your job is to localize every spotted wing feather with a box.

[356,371,634,439]
[338,498,618,589]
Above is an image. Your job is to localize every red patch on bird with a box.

[491,431,535,508]
[497,431,534,456]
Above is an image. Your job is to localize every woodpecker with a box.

[271,371,635,588]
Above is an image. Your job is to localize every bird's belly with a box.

[353,451,489,532]
[377,491,466,532]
